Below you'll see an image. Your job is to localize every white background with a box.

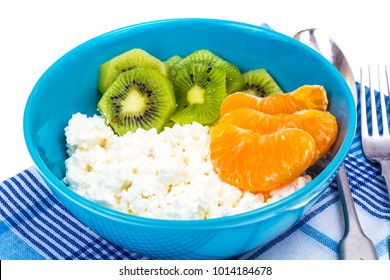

[1,0,389,181]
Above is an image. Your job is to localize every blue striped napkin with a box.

[1,84,390,260]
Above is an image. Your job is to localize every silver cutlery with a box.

[360,65,390,259]
[360,65,390,198]
[294,28,378,260]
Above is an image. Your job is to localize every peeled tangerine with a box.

[210,84,338,193]
[219,85,328,116]
[209,123,316,193]
[220,108,338,164]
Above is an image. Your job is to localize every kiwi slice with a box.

[98,48,168,93]
[170,63,227,125]
[169,50,243,94]
[241,68,283,97]
[97,67,176,135]
[164,55,182,70]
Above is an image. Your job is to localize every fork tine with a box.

[369,65,380,136]
[380,65,389,136]
[360,67,369,138]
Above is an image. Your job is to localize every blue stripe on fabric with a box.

[19,171,106,243]
[355,187,389,209]
[0,169,139,260]
[353,197,390,220]
[347,165,386,196]
[348,145,362,156]
[299,223,339,252]
[344,156,390,219]
[375,238,390,257]
[238,187,340,259]
[353,192,390,217]
[8,176,91,256]
[350,177,389,206]
[22,170,140,260]
[22,172,109,246]
[0,180,61,259]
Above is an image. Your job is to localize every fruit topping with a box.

[220,85,328,116]
[241,68,283,97]
[98,48,168,94]
[210,86,338,193]
[98,67,176,135]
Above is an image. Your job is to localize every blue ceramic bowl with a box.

[23,18,356,259]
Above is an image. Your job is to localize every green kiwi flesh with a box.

[169,50,243,94]
[241,68,283,97]
[98,48,168,94]
[164,55,182,70]
[97,67,176,135]
[170,63,227,125]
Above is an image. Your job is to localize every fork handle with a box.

[379,160,390,200]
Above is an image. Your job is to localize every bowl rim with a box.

[23,18,357,229]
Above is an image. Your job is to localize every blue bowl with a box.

[23,18,356,259]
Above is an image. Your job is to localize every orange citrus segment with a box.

[220,85,328,116]
[292,109,338,161]
[209,123,316,193]
[220,108,338,162]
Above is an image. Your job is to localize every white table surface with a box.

[1,0,389,181]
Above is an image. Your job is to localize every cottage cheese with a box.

[64,113,311,220]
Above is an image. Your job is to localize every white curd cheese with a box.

[64,113,311,220]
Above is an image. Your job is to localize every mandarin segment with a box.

[292,110,338,160]
[219,85,328,116]
[220,108,338,162]
[209,123,316,193]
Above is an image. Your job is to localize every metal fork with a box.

[360,65,390,198]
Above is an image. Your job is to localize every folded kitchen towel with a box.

[1,83,389,260]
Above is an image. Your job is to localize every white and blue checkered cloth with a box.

[1,83,389,260]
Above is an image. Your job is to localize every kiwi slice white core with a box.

[121,90,147,115]
[187,85,205,104]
